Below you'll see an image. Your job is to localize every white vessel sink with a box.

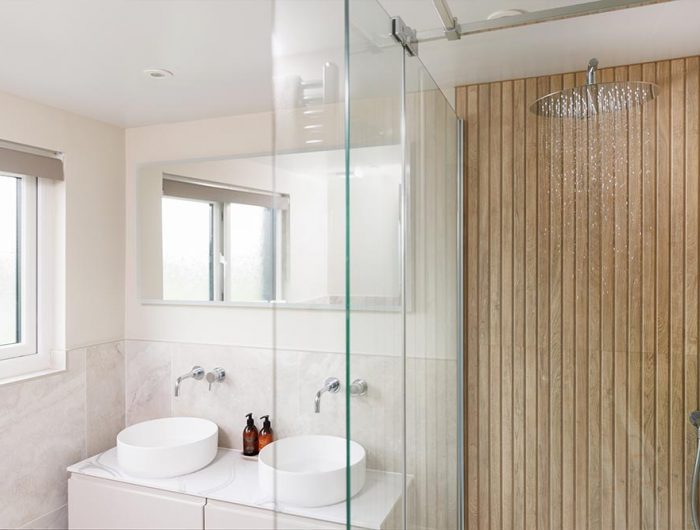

[117,417,218,478]
[258,435,366,507]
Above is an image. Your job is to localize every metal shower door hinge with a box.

[391,16,419,57]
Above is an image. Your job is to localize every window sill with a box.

[0,349,67,387]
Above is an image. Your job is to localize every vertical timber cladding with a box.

[456,56,700,529]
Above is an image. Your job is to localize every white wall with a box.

[0,90,125,529]
[0,90,125,349]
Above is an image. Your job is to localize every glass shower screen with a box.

[347,2,463,529]
[270,0,462,528]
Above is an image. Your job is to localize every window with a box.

[0,140,63,382]
[161,178,287,303]
[0,174,36,361]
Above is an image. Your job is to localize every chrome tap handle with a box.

[206,367,226,391]
[350,379,368,397]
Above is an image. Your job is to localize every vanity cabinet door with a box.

[204,500,346,530]
[68,474,205,530]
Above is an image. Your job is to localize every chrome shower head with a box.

[530,58,659,118]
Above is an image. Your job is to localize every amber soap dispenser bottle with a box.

[259,415,274,451]
[243,413,259,456]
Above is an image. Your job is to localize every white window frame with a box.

[0,174,37,361]
[0,174,62,383]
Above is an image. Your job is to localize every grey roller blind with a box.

[162,179,289,210]
[0,141,64,181]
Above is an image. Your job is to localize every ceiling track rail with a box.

[431,0,460,41]
[417,0,674,42]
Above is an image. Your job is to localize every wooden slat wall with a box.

[456,56,700,529]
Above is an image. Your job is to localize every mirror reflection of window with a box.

[226,203,276,302]
[160,178,287,303]
[161,197,214,302]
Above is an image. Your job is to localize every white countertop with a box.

[68,448,403,530]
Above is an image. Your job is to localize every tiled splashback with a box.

[125,340,405,471]
[123,339,458,529]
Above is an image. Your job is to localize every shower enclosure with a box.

[270,1,463,528]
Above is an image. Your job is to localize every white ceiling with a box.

[0,0,697,127]
[0,0,275,127]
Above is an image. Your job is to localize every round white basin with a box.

[258,435,366,507]
[117,417,218,478]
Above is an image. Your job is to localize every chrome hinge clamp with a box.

[391,16,419,57]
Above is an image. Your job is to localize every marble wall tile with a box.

[86,341,125,455]
[347,353,404,472]
[18,505,67,530]
[124,340,172,425]
[274,349,346,440]
[170,343,274,449]
[0,350,86,529]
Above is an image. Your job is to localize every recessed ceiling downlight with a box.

[487,9,528,20]
[143,68,173,79]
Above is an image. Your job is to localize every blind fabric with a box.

[0,146,64,181]
[162,179,290,210]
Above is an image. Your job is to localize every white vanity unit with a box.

[67,448,404,530]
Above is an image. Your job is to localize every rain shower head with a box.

[530,58,659,118]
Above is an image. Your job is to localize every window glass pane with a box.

[227,203,274,301]
[162,197,213,301]
[0,176,19,346]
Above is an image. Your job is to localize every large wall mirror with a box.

[137,145,401,309]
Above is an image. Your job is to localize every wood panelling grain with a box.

[500,79,514,530]
[656,59,671,530]
[457,56,700,529]
[640,60,658,530]
[561,71,576,530]
[627,62,644,530]
[685,55,700,530]
[512,77,527,530]
[524,76,539,530]
[477,82,491,530]
[463,84,480,530]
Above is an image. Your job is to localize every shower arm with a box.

[587,58,599,86]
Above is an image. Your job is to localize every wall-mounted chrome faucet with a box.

[313,377,368,412]
[206,367,226,391]
[174,366,204,397]
[314,377,340,413]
